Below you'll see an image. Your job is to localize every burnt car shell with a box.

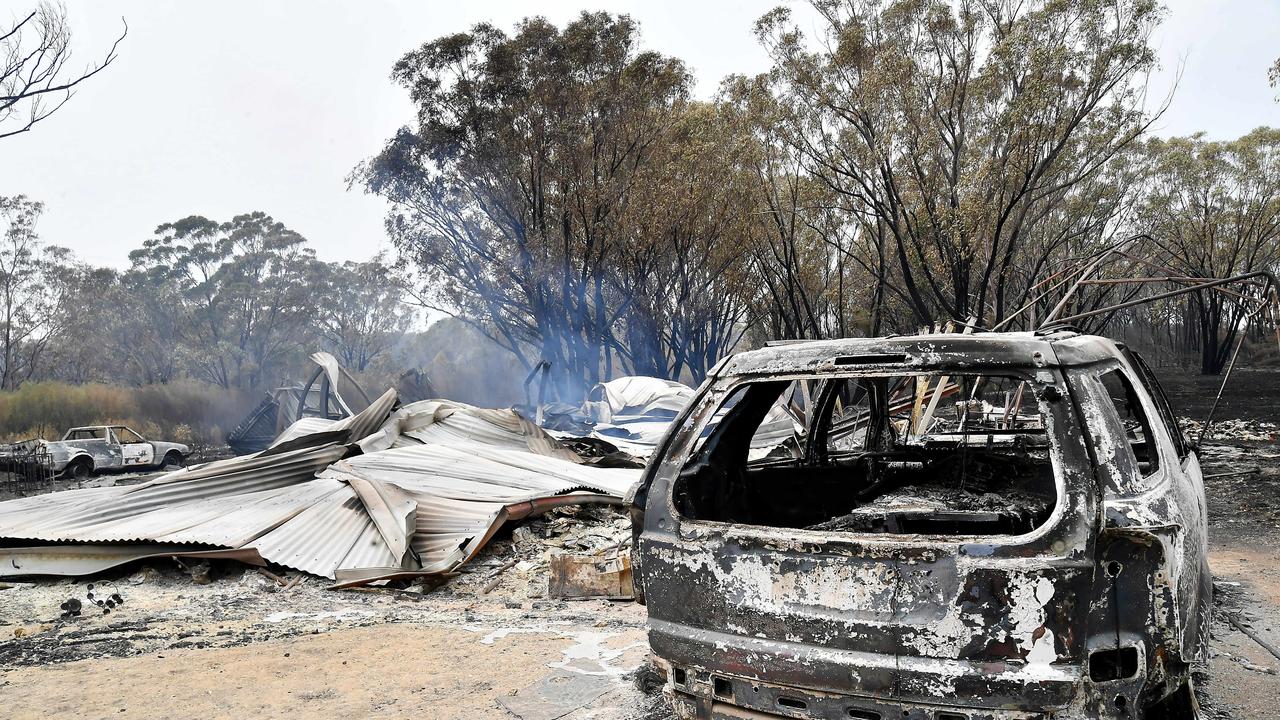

[629,331,1209,720]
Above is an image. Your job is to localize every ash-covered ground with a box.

[0,504,672,720]
[0,370,1277,719]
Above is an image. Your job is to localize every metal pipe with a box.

[1228,614,1280,663]
[1047,271,1278,327]
[1202,469,1260,480]
[1039,234,1156,326]
[1197,316,1251,447]
[1080,275,1263,304]
[1195,286,1276,447]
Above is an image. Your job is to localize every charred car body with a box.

[630,331,1208,719]
[14,425,190,479]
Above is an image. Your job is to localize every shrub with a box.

[0,381,255,446]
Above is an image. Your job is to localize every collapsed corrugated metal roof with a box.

[0,388,642,587]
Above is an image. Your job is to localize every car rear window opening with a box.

[674,373,1058,536]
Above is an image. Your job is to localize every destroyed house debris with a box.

[0,387,639,587]
[225,351,374,455]
[631,330,1211,720]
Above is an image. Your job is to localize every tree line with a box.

[0,5,413,399]
[358,3,1280,397]
[4,2,1279,410]
[0,199,411,393]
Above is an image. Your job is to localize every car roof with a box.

[718,330,1122,377]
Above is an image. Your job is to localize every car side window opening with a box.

[67,428,107,441]
[673,373,1059,537]
[1126,351,1189,460]
[1097,369,1160,476]
[114,427,145,443]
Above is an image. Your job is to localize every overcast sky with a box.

[2,1,1278,268]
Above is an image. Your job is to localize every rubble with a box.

[1180,416,1280,442]
[225,351,374,455]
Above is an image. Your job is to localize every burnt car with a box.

[630,330,1208,720]
[44,425,190,479]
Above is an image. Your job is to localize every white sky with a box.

[2,1,1277,268]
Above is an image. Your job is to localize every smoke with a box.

[385,318,529,408]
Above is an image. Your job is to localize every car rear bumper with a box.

[650,619,1083,719]
[667,691,1047,720]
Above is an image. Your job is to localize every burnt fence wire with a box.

[0,442,56,494]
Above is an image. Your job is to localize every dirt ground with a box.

[0,503,670,720]
[0,547,665,720]
[0,370,1277,719]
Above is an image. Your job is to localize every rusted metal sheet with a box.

[548,550,633,599]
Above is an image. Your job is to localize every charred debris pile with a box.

[0,361,693,592]
[0,336,1269,596]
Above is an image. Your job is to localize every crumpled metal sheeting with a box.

[269,417,336,447]
[326,444,638,501]
[45,480,345,548]
[356,399,582,463]
[267,388,398,449]
[343,473,417,561]
[407,498,493,574]
[0,484,132,537]
[309,350,373,415]
[0,384,643,584]
[247,486,401,579]
[1,545,267,578]
[574,405,796,462]
[583,376,694,423]
[325,444,639,575]
[399,493,622,576]
[0,444,349,545]
[583,418,676,459]
[154,480,349,547]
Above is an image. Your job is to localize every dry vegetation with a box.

[0,380,250,445]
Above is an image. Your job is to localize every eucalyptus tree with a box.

[130,213,321,390]
[360,12,702,398]
[0,195,75,389]
[757,0,1165,328]
[1139,129,1280,373]
[314,256,414,372]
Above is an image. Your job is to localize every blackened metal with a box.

[634,330,1210,719]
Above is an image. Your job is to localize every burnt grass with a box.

[1159,368,1280,424]
[1162,368,1280,548]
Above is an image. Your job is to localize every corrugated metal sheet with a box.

[328,444,636,500]
[247,488,393,578]
[357,399,583,463]
[0,387,642,586]
[322,444,638,577]
[0,444,348,543]
[1,545,264,577]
